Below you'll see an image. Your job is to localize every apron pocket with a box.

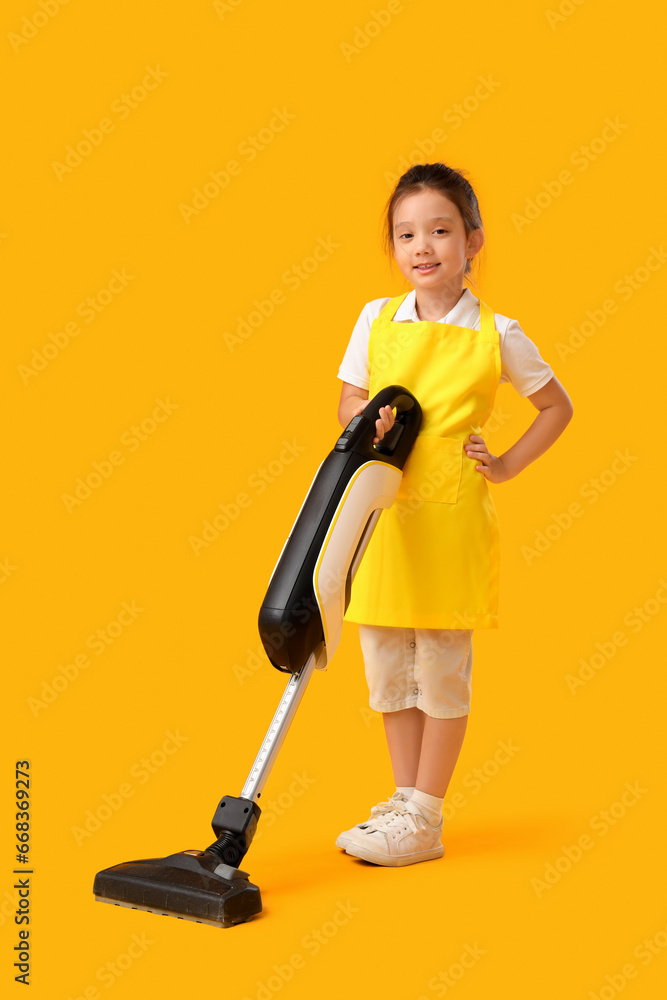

[395,434,463,504]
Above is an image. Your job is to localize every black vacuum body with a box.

[93,385,422,927]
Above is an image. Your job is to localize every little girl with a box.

[335,162,573,867]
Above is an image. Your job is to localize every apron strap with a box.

[381,294,408,322]
[477,297,497,338]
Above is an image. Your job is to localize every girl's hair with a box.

[382,162,484,287]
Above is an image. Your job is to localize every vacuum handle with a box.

[334,384,422,471]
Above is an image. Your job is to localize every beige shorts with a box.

[358,624,473,720]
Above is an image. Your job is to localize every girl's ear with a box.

[468,228,484,256]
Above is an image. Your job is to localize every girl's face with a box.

[391,188,482,290]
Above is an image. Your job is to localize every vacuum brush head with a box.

[93,849,262,928]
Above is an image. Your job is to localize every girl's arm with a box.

[338,381,368,427]
[466,376,573,483]
[337,381,395,446]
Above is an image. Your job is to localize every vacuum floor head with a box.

[93,850,261,928]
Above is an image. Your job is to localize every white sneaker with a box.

[335,791,411,850]
[344,798,444,866]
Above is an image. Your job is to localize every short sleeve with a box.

[336,299,388,391]
[499,319,555,397]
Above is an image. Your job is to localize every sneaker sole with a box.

[344,841,444,867]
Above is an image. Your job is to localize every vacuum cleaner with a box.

[93,384,422,928]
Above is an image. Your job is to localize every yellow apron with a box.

[343,290,501,630]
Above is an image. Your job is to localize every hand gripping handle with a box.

[335,384,422,471]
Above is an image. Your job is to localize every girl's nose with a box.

[413,237,433,255]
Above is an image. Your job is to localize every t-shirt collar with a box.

[393,286,478,325]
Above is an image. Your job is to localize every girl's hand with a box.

[465,434,510,483]
[353,400,395,445]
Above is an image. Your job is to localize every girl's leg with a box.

[383,710,468,796]
[382,707,425,786]
[415,714,468,797]
[412,629,472,796]
[373,628,470,795]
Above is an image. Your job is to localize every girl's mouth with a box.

[414,263,440,272]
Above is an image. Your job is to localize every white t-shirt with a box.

[337,287,554,397]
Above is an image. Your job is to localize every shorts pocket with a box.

[395,434,463,504]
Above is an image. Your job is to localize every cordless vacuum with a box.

[93,385,422,927]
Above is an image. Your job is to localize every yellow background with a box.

[3,1,666,997]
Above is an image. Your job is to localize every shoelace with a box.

[369,795,408,818]
[360,798,411,832]
[381,809,423,836]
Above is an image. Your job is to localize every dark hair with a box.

[382,162,484,287]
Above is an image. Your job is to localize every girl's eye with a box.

[397,229,449,239]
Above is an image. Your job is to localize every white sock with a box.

[409,788,443,826]
[396,785,414,797]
